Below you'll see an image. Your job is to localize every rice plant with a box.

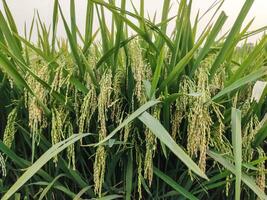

[0,0,267,199]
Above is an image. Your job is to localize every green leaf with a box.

[84,0,94,49]
[0,139,76,199]
[38,174,66,200]
[58,4,84,77]
[52,0,59,53]
[191,11,227,77]
[70,0,77,44]
[0,52,27,90]
[138,111,208,180]
[2,0,22,51]
[150,47,165,98]
[212,67,267,101]
[73,186,92,200]
[154,167,198,200]
[125,151,133,200]
[159,27,210,91]
[0,11,24,63]
[231,108,242,200]
[2,133,93,200]
[89,0,163,52]
[98,195,123,200]
[253,117,267,147]
[208,150,267,200]
[227,36,267,86]
[112,0,126,74]
[94,100,160,147]
[209,0,254,79]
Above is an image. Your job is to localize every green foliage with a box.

[0,0,266,199]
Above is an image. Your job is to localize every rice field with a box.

[0,0,267,199]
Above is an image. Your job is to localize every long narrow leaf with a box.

[2,133,93,200]
[231,108,242,200]
[138,111,208,180]
[208,150,267,200]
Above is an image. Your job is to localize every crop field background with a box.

[0,0,267,199]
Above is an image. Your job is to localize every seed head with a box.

[51,107,66,163]
[25,55,48,144]
[137,152,143,200]
[79,87,97,135]
[94,70,112,196]
[3,108,17,149]
[144,106,160,186]
[0,153,6,177]
[66,122,75,170]
[171,76,194,140]
[129,38,148,104]
[256,148,266,196]
[187,63,212,172]
[94,145,106,196]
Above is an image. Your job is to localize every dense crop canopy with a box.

[0,0,267,199]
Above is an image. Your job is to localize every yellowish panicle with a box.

[129,38,149,105]
[256,148,266,196]
[111,69,124,124]
[243,115,260,162]
[25,53,49,144]
[137,153,143,200]
[171,76,194,140]
[3,108,17,149]
[94,70,113,196]
[0,153,6,177]
[79,87,97,135]
[51,107,66,164]
[144,106,160,186]
[94,145,106,196]
[66,122,75,170]
[187,64,212,172]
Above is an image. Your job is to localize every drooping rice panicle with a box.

[3,108,17,149]
[0,0,266,199]
[94,69,112,196]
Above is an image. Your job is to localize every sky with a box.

[1,0,267,42]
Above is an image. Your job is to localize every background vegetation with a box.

[0,0,267,199]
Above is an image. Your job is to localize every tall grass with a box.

[0,0,267,199]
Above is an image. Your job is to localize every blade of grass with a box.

[98,195,123,200]
[208,150,267,200]
[0,11,24,63]
[38,174,66,200]
[93,100,160,147]
[90,0,169,52]
[209,0,254,79]
[52,0,59,53]
[0,140,75,199]
[17,124,95,197]
[139,111,208,180]
[212,66,267,101]
[227,36,267,86]
[70,0,77,44]
[154,167,198,200]
[58,4,84,77]
[190,11,227,77]
[231,108,242,200]
[125,151,133,200]
[112,0,126,74]
[150,47,165,98]
[1,0,22,50]
[2,133,93,200]
[73,186,93,200]
[84,0,94,50]
[159,27,210,91]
